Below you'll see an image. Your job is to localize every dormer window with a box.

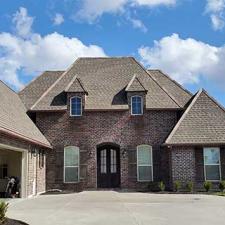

[131,96,143,115]
[70,96,82,116]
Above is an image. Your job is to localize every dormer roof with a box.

[65,75,88,94]
[19,57,193,111]
[125,74,147,93]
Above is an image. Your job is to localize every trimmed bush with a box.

[219,181,225,192]
[0,201,8,223]
[148,182,161,192]
[204,181,212,192]
[174,181,181,192]
[186,181,194,192]
[158,181,165,192]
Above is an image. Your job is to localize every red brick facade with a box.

[170,146,225,190]
[36,109,178,191]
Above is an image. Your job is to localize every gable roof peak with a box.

[125,74,147,92]
[65,74,88,94]
[165,88,225,145]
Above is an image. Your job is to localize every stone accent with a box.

[36,109,178,191]
[170,146,195,189]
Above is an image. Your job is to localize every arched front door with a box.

[97,145,120,188]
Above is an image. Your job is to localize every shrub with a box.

[186,181,194,192]
[148,182,161,192]
[219,181,225,192]
[204,181,212,192]
[158,181,165,192]
[0,201,8,223]
[174,181,181,192]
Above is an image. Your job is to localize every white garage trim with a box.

[0,143,28,198]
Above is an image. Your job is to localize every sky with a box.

[0,0,224,106]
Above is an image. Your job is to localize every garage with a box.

[0,80,51,198]
[0,146,28,198]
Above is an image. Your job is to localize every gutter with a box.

[0,127,52,149]
[162,143,225,147]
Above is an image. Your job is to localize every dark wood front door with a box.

[97,146,120,188]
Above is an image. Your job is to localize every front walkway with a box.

[7,191,225,225]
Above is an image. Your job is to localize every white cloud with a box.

[129,18,148,32]
[53,13,64,25]
[76,0,177,22]
[206,0,225,30]
[133,0,176,7]
[12,7,33,38]
[76,0,127,22]
[210,14,225,30]
[138,33,225,86]
[0,8,106,90]
[206,0,225,12]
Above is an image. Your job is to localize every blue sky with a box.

[0,0,225,106]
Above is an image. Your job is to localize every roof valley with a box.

[147,71,182,108]
[30,59,80,110]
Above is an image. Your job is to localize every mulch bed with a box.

[2,218,29,225]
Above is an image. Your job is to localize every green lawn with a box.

[214,192,225,197]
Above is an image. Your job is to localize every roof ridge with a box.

[77,56,134,60]
[148,69,192,97]
[201,88,225,113]
[64,74,78,92]
[0,80,17,95]
[165,89,202,144]
[65,75,88,93]
[30,58,81,110]
[147,70,184,108]
[131,58,181,108]
[19,71,64,94]
[77,77,88,94]
[125,74,147,92]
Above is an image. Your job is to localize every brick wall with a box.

[170,146,195,189]
[0,133,46,197]
[36,109,178,191]
[195,146,225,190]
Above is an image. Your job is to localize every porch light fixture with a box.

[122,149,127,158]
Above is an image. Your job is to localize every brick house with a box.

[2,57,225,194]
[0,81,51,198]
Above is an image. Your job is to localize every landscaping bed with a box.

[2,218,29,225]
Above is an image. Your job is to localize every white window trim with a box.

[70,96,82,117]
[64,146,80,183]
[137,145,153,182]
[131,95,143,116]
[203,147,221,182]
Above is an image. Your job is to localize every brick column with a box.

[170,147,196,189]
[120,148,129,189]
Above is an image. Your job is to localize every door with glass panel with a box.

[97,146,120,188]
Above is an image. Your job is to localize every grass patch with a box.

[213,192,225,196]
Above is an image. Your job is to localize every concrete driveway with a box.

[7,191,225,225]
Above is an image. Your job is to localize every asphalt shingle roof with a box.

[147,70,192,108]
[19,57,192,111]
[65,75,88,93]
[125,74,147,92]
[19,71,64,110]
[0,81,51,148]
[165,89,225,145]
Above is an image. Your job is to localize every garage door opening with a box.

[0,149,27,198]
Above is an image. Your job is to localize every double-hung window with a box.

[70,97,82,116]
[64,146,79,183]
[131,96,143,115]
[137,145,153,181]
[204,147,221,181]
